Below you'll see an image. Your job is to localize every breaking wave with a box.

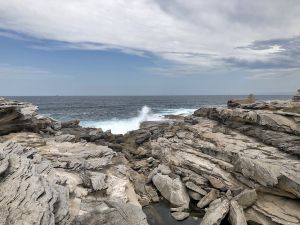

[80,106,196,134]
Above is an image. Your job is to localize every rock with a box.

[170,206,186,212]
[228,200,247,225]
[0,142,70,225]
[72,200,148,225]
[0,132,46,148]
[157,164,172,175]
[200,198,230,225]
[89,128,104,141]
[188,190,202,200]
[2,96,300,225]
[293,89,300,102]
[61,120,80,128]
[145,186,160,202]
[135,131,151,144]
[171,212,190,221]
[227,94,256,108]
[244,193,300,225]
[207,176,226,190]
[197,189,220,208]
[0,97,38,135]
[184,115,199,125]
[233,189,257,209]
[152,173,190,208]
[185,181,207,195]
[55,134,76,142]
[90,173,107,191]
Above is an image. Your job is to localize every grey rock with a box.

[72,200,148,225]
[228,200,247,225]
[188,190,202,200]
[171,212,190,221]
[0,98,38,135]
[233,189,257,209]
[55,134,76,142]
[185,181,207,195]
[152,173,190,208]
[200,198,230,225]
[197,189,220,208]
[0,142,70,225]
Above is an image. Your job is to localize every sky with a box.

[0,0,300,95]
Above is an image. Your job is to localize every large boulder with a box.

[152,173,190,208]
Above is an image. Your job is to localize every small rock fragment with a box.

[171,212,190,221]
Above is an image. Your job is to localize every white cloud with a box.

[0,64,72,80]
[247,68,300,80]
[0,0,300,70]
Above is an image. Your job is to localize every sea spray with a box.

[80,105,196,134]
[81,106,161,134]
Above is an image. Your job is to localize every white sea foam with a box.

[80,106,196,134]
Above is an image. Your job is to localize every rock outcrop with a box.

[0,97,38,135]
[293,89,300,102]
[1,97,300,225]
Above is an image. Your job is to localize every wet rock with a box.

[171,212,190,221]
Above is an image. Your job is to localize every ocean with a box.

[10,95,291,134]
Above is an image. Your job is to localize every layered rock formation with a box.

[1,97,300,225]
[293,89,300,102]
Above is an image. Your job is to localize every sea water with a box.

[10,95,291,134]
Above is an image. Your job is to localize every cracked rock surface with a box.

[1,97,300,225]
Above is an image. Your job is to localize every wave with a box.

[80,106,196,134]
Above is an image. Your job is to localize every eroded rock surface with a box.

[1,97,300,225]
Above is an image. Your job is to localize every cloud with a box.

[0,0,300,73]
[247,68,300,80]
[0,64,72,80]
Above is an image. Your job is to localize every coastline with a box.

[0,96,299,225]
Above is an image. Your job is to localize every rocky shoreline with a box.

[0,97,299,225]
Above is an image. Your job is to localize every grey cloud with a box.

[226,36,300,69]
[0,0,300,75]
